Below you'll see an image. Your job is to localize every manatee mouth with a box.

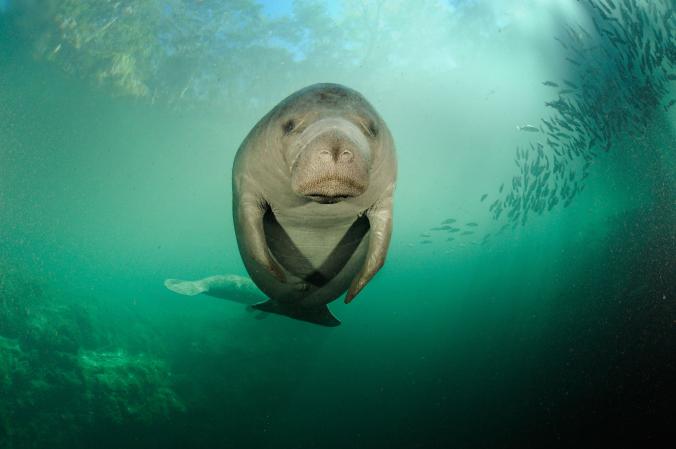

[306,194,350,204]
[297,176,366,203]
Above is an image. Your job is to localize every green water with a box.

[1,1,674,448]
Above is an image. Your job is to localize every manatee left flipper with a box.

[345,187,394,304]
[251,300,340,327]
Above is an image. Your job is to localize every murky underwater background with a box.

[0,1,674,448]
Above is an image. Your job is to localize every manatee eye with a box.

[282,119,295,134]
[361,119,378,138]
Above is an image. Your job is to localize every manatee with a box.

[164,275,264,304]
[232,83,397,326]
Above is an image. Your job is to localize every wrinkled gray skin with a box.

[233,83,396,326]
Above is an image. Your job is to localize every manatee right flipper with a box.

[251,300,341,327]
[234,187,286,283]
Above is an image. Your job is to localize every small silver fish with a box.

[516,125,540,133]
[563,79,578,89]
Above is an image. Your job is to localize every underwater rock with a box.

[79,349,185,426]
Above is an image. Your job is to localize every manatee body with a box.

[233,83,397,326]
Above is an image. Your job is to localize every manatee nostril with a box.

[340,150,354,162]
[315,140,356,164]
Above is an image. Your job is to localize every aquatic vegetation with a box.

[36,0,164,97]
[0,265,184,448]
[9,0,295,103]
[0,336,22,394]
[6,0,468,106]
[79,349,184,425]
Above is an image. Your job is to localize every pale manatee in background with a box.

[164,275,264,304]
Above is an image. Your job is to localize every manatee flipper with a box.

[251,300,340,327]
[235,190,286,282]
[345,186,395,304]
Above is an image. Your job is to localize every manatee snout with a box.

[291,118,370,203]
[315,132,357,164]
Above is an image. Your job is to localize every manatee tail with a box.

[164,278,208,296]
[165,274,264,304]
[251,300,341,327]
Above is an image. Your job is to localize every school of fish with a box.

[419,0,674,247]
